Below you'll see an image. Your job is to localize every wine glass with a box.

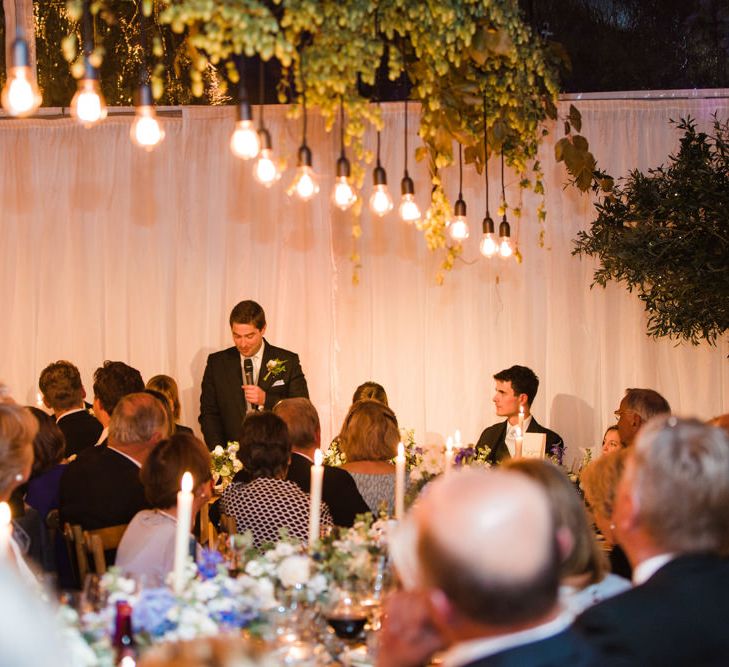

[323,584,368,641]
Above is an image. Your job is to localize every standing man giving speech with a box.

[199,300,309,448]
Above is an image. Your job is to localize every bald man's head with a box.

[414,468,560,627]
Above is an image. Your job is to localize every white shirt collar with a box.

[240,339,266,385]
[94,426,109,446]
[505,416,532,457]
[632,553,675,586]
[441,609,573,667]
[107,445,143,469]
[56,406,87,422]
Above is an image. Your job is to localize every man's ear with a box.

[427,587,455,631]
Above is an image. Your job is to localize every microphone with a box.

[243,358,257,411]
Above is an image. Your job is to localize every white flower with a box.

[245,560,266,578]
[213,445,225,456]
[227,442,239,453]
[277,555,311,588]
[219,464,231,477]
[273,541,297,558]
[266,360,276,370]
[308,573,327,596]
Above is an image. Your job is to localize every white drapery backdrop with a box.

[1,95,727,460]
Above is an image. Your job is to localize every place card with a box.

[522,433,546,459]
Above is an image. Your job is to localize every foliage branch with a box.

[573,116,729,345]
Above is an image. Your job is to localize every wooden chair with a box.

[61,523,90,587]
[219,513,237,535]
[84,524,128,575]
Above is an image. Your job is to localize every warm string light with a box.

[1,28,41,117]
[130,11,164,151]
[480,98,497,258]
[448,143,469,242]
[369,105,393,217]
[287,52,319,201]
[332,98,356,210]
[254,60,281,187]
[398,98,421,223]
[70,0,107,127]
[499,150,513,258]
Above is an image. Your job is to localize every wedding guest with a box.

[505,458,630,615]
[378,468,599,667]
[613,387,670,447]
[601,426,622,454]
[91,360,145,447]
[116,433,212,580]
[273,398,369,527]
[38,360,102,458]
[708,412,729,435]
[0,403,39,582]
[60,392,169,532]
[221,412,332,549]
[339,399,400,515]
[476,365,564,464]
[576,417,729,664]
[580,449,632,579]
[0,382,14,403]
[146,374,193,434]
[199,300,309,448]
[24,407,66,521]
[352,381,389,406]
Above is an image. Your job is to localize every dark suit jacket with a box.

[199,340,308,448]
[59,445,149,530]
[56,409,103,458]
[461,627,600,667]
[576,553,729,666]
[286,452,370,527]
[476,417,564,465]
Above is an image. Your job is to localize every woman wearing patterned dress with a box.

[221,412,332,549]
[338,399,400,516]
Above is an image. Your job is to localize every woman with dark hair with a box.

[24,407,66,521]
[601,425,622,454]
[115,433,212,579]
[221,412,332,549]
[352,381,388,407]
[339,399,400,515]
[504,458,630,614]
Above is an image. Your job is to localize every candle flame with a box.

[314,448,323,466]
[446,436,453,453]
[515,426,523,438]
[181,471,193,493]
[0,502,10,526]
[397,441,404,459]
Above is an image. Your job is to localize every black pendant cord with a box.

[300,49,308,148]
[258,58,265,129]
[339,96,346,158]
[375,105,383,168]
[458,143,463,201]
[501,148,506,210]
[404,98,409,177]
[82,0,93,60]
[483,99,489,216]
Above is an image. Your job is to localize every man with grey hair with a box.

[614,388,670,447]
[576,417,729,664]
[60,392,170,531]
[379,468,598,666]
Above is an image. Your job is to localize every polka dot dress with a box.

[221,477,333,549]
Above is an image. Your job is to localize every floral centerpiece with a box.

[210,442,243,493]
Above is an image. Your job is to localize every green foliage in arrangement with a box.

[573,117,729,346]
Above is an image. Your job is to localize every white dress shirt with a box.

[240,340,265,412]
[505,415,532,457]
[632,553,675,586]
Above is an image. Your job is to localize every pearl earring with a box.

[14,473,23,482]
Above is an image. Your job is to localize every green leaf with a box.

[568,104,582,133]
[572,135,589,152]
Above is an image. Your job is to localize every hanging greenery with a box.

[573,117,729,346]
[33,1,595,282]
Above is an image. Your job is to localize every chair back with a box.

[83,524,128,576]
[61,523,89,587]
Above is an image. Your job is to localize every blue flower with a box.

[132,588,177,637]
[211,607,258,629]
[454,446,475,466]
[198,548,224,579]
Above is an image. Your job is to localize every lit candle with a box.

[395,442,406,520]
[0,502,11,559]
[518,406,525,434]
[444,436,454,476]
[514,426,523,459]
[173,472,193,594]
[308,449,324,547]
[454,430,461,447]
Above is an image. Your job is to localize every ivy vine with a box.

[573,117,729,346]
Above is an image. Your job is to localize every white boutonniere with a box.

[263,358,287,382]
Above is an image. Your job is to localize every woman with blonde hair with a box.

[505,458,630,614]
[339,399,400,515]
[146,374,193,434]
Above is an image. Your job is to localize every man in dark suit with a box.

[378,468,599,667]
[90,361,146,448]
[60,392,169,531]
[38,360,102,458]
[613,387,671,447]
[273,398,369,527]
[199,300,308,448]
[576,417,729,665]
[476,365,564,464]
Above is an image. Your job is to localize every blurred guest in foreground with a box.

[38,360,102,458]
[613,388,670,448]
[146,374,193,434]
[116,433,212,580]
[378,468,599,667]
[339,399,400,515]
[273,398,369,527]
[576,417,729,664]
[221,412,332,549]
[601,426,622,454]
[505,458,630,615]
[580,449,632,579]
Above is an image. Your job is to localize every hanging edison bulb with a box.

[1,36,41,117]
[287,145,319,201]
[253,129,281,187]
[480,215,497,257]
[369,165,393,217]
[70,62,107,128]
[332,156,357,210]
[230,100,260,160]
[398,174,421,223]
[448,197,470,241]
[130,82,164,151]
[499,217,513,258]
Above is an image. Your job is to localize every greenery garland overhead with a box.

[573,117,729,346]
